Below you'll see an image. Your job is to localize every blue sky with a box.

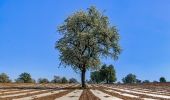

[0,0,170,82]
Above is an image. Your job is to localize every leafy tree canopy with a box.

[51,76,61,83]
[159,77,166,83]
[69,78,78,83]
[90,64,116,83]
[0,73,11,83]
[15,72,33,83]
[90,71,101,83]
[142,80,150,83]
[61,77,68,83]
[56,6,121,87]
[100,64,116,83]
[38,78,49,83]
[122,73,137,84]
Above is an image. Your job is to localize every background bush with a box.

[0,73,11,83]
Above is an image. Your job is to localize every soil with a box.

[79,89,100,100]
[0,83,170,100]
[33,90,73,100]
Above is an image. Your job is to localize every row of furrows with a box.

[0,84,170,100]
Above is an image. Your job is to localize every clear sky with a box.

[0,0,170,82]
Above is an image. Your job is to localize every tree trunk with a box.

[106,79,109,84]
[81,64,86,88]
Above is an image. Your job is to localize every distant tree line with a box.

[0,72,78,83]
[121,73,167,84]
[89,67,168,84]
[0,72,167,84]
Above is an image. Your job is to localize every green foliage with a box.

[51,76,69,83]
[159,77,166,83]
[56,6,121,87]
[90,71,101,83]
[153,80,158,83]
[32,79,36,83]
[122,73,137,84]
[61,77,68,83]
[15,72,33,83]
[51,76,61,83]
[100,64,116,83]
[117,81,121,84]
[90,64,116,83]
[0,73,11,83]
[56,6,121,71]
[136,79,142,83]
[99,64,107,82]
[69,78,78,83]
[38,78,49,83]
[142,80,150,83]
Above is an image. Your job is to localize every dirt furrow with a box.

[79,89,100,100]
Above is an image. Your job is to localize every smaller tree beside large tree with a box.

[90,64,116,83]
[90,71,101,83]
[100,64,116,83]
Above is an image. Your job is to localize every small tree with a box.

[69,78,78,83]
[90,64,116,84]
[117,81,121,84]
[90,71,101,83]
[32,79,36,83]
[38,78,49,83]
[122,73,137,84]
[100,64,116,83]
[107,65,116,83]
[0,73,11,83]
[153,80,158,83]
[51,76,61,83]
[142,80,150,83]
[15,72,33,83]
[99,64,108,82]
[61,77,68,83]
[136,79,142,84]
[56,6,121,88]
[160,77,166,83]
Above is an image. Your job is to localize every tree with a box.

[153,80,158,83]
[15,72,33,83]
[122,73,137,84]
[38,78,49,83]
[99,64,116,83]
[90,71,101,83]
[107,65,116,83]
[0,73,11,83]
[69,78,78,83]
[61,77,68,83]
[99,64,108,82]
[86,79,93,84]
[160,77,166,83]
[56,6,121,88]
[142,80,150,83]
[32,79,36,83]
[90,64,116,84]
[136,79,142,84]
[51,76,61,83]
[117,81,121,84]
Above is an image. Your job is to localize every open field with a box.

[0,83,170,100]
